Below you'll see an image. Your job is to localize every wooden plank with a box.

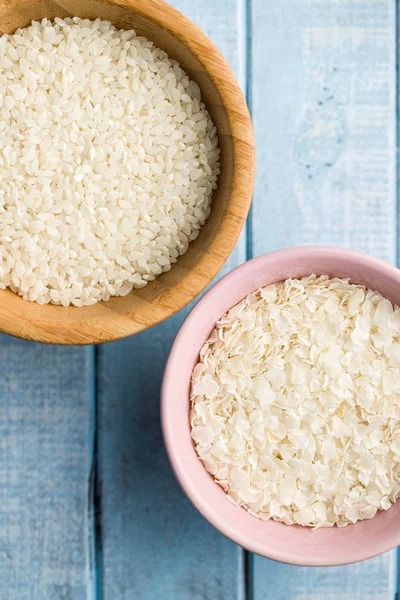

[248,553,397,600]
[0,338,89,600]
[98,330,245,600]
[251,0,396,261]
[250,0,397,598]
[97,1,247,598]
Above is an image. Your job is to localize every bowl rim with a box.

[161,246,400,565]
[0,0,254,345]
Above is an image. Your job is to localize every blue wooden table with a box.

[1,0,398,598]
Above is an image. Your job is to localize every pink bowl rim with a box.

[161,246,400,565]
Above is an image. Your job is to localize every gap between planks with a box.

[87,345,102,600]
[244,0,254,266]
[242,0,254,597]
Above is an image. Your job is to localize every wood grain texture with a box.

[97,1,248,598]
[248,552,397,600]
[0,0,254,345]
[98,330,245,600]
[0,338,89,600]
[250,0,396,597]
[251,0,396,261]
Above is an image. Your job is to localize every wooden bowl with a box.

[0,0,254,344]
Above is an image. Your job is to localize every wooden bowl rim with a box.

[0,0,255,344]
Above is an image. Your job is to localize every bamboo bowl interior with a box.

[0,0,254,344]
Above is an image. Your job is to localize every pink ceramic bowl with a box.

[161,246,400,566]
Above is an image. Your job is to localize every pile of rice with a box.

[190,276,400,528]
[0,18,220,306]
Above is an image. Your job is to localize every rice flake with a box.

[190,275,400,528]
[0,18,220,306]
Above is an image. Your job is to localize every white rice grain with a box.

[0,18,220,306]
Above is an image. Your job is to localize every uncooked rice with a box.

[190,276,400,528]
[0,18,220,306]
